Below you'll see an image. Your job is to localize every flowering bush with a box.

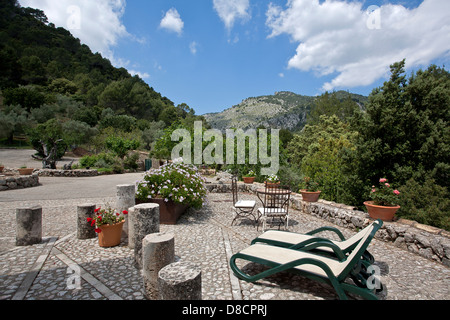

[299,176,320,192]
[243,170,256,177]
[265,174,279,182]
[369,178,401,206]
[87,206,128,234]
[135,162,207,209]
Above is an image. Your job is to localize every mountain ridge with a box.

[203,90,368,131]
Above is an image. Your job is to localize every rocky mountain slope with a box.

[204,91,367,131]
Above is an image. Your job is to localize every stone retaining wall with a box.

[38,169,98,177]
[206,181,450,267]
[0,174,39,191]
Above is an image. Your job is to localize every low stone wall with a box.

[38,169,98,177]
[206,181,450,267]
[0,174,39,191]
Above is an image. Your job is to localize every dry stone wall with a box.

[0,174,39,191]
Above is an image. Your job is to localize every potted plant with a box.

[243,170,256,184]
[0,163,4,173]
[265,174,280,188]
[364,178,401,221]
[299,177,321,202]
[88,206,128,247]
[135,161,207,225]
[18,165,34,175]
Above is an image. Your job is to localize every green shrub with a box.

[398,178,450,231]
[79,155,98,168]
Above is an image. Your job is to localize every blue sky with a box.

[19,0,450,115]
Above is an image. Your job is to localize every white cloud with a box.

[19,0,128,58]
[159,8,184,35]
[213,0,251,31]
[266,0,450,91]
[129,70,150,79]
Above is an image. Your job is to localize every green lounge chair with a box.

[230,219,383,300]
[251,221,380,264]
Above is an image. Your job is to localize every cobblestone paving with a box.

[1,188,449,300]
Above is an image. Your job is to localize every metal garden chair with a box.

[231,175,257,226]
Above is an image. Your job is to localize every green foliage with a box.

[27,118,67,159]
[105,136,140,159]
[287,115,359,204]
[398,178,449,231]
[299,177,320,192]
[308,91,362,125]
[368,178,401,207]
[3,86,47,111]
[353,60,450,190]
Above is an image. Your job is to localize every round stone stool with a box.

[16,206,42,246]
[142,232,175,300]
[158,261,202,300]
[133,203,160,269]
[77,203,96,239]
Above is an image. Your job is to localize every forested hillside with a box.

[0,0,202,153]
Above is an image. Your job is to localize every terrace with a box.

[0,173,449,301]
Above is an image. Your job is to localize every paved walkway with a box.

[0,173,449,301]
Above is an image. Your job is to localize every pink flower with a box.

[371,189,376,193]
[379,178,387,183]
[393,190,400,195]
[385,183,390,187]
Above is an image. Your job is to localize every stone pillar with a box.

[133,203,160,269]
[16,206,42,246]
[158,261,202,300]
[128,207,135,249]
[142,232,175,300]
[116,184,135,243]
[77,203,96,239]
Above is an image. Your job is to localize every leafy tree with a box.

[308,91,361,125]
[105,136,140,159]
[0,105,31,144]
[288,115,359,203]
[27,118,67,159]
[353,60,450,190]
[3,86,46,111]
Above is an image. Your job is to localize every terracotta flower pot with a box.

[300,190,321,202]
[265,181,280,188]
[97,221,124,247]
[18,168,34,175]
[364,201,400,222]
[243,177,255,184]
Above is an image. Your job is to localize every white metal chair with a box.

[231,175,257,226]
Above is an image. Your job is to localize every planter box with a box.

[136,198,188,225]
[18,168,34,175]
